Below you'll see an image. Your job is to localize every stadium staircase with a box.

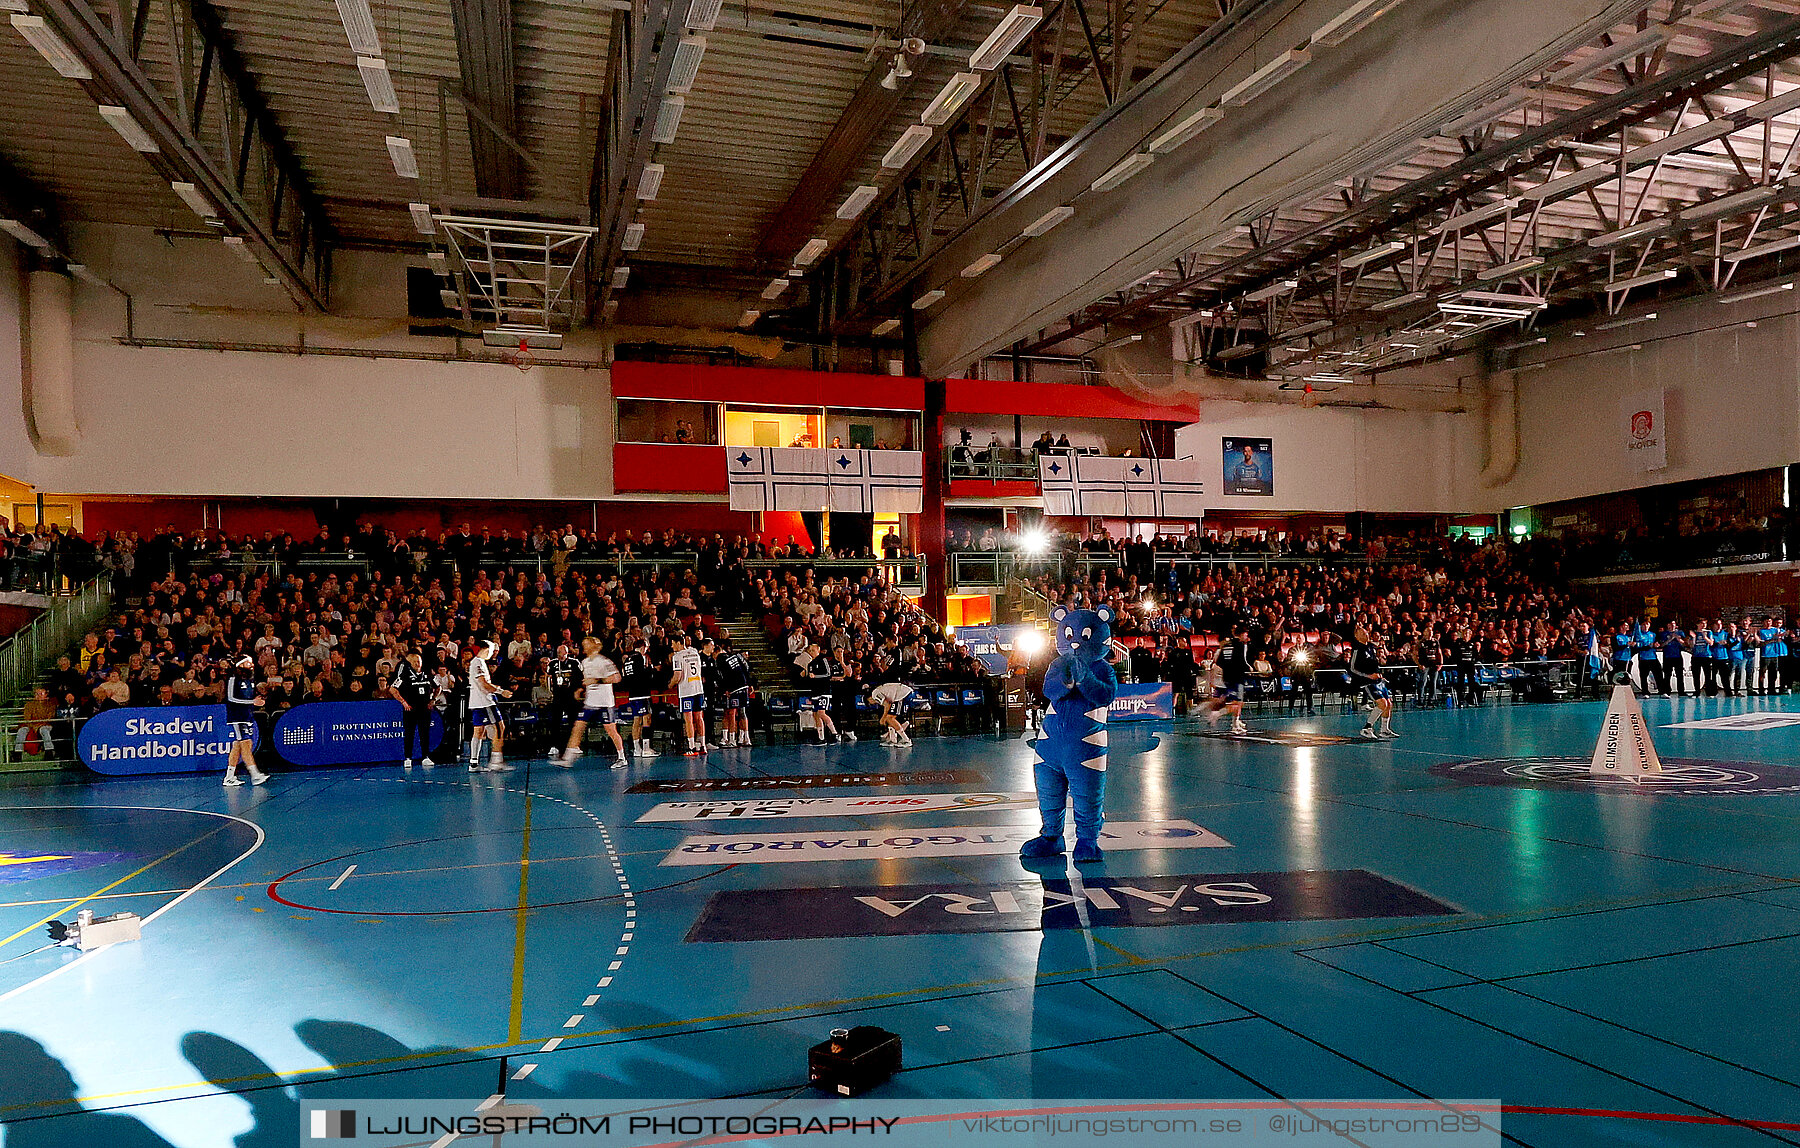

[0,575,116,773]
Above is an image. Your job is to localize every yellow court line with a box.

[0,832,220,951]
[507,788,535,1044]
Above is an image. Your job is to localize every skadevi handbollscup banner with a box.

[79,705,256,775]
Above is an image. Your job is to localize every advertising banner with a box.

[273,701,444,767]
[1221,437,1274,496]
[659,819,1230,866]
[79,705,254,775]
[953,623,1042,676]
[1620,388,1667,471]
[1111,682,1174,721]
[635,793,1036,823]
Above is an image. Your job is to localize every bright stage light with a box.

[1019,529,1050,555]
[1015,630,1046,655]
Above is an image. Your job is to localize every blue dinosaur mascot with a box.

[1021,604,1118,864]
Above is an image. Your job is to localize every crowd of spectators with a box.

[1555,510,1798,577]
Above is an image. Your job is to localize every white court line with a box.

[328,864,357,891]
[510,1063,537,1081]
[0,805,266,1006]
[563,1014,584,1028]
[584,995,600,1006]
[540,1037,564,1052]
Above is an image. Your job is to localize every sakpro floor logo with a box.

[1431,756,1800,795]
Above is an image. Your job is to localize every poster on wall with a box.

[1620,389,1667,472]
[1221,438,1274,496]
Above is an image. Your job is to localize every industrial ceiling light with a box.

[961,253,1001,278]
[921,72,981,125]
[622,222,645,250]
[169,180,217,221]
[1215,342,1262,360]
[761,277,789,300]
[912,288,946,309]
[1605,269,1677,292]
[1723,232,1800,262]
[1587,216,1670,248]
[0,219,50,250]
[637,162,665,199]
[684,0,723,31]
[1341,240,1405,269]
[222,235,259,264]
[1594,311,1658,330]
[408,202,435,234]
[1021,204,1074,237]
[1718,279,1794,304]
[440,287,459,308]
[836,184,880,219]
[1243,278,1298,303]
[1555,25,1673,87]
[357,56,400,113]
[1147,106,1223,154]
[1090,152,1154,193]
[426,249,446,267]
[10,15,91,79]
[1438,89,1536,137]
[1438,301,1540,319]
[1622,116,1739,165]
[969,4,1042,71]
[1743,86,1800,122]
[1283,319,1333,340]
[739,308,761,326]
[1221,48,1310,107]
[795,238,828,265]
[611,265,631,289]
[1476,255,1545,281]
[666,35,706,93]
[1435,197,1517,234]
[873,318,901,336]
[97,105,158,152]
[1311,0,1408,46]
[1371,291,1427,311]
[385,135,418,179]
[883,124,933,168]
[1684,183,1784,222]
[1521,163,1615,201]
[333,0,382,57]
[651,95,685,144]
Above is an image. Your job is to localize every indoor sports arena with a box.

[7,0,1800,1144]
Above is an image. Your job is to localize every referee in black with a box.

[545,643,582,755]
[391,649,437,768]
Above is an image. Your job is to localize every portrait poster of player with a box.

[1222,438,1273,496]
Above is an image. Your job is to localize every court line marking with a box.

[0,806,266,1007]
[328,865,357,891]
[507,786,536,1044]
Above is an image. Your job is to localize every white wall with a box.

[0,238,33,487]
[1175,402,1477,513]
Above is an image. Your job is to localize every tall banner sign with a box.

[1221,437,1275,496]
[1620,388,1667,472]
[728,448,922,513]
[273,701,444,767]
[79,705,255,775]
[1037,455,1205,517]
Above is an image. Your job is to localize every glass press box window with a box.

[616,399,719,445]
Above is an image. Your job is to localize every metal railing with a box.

[0,575,113,711]
[950,549,1369,590]
[945,445,1049,483]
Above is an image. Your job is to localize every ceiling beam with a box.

[448,0,525,199]
[751,0,971,266]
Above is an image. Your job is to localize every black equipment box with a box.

[808,1026,901,1096]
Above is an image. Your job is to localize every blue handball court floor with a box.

[5,695,1800,1147]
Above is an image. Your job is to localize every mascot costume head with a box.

[1020,604,1119,864]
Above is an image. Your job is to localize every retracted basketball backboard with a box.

[1590,684,1663,777]
[436,215,597,347]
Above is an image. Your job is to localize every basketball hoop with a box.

[504,338,535,373]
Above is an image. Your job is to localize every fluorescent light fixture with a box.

[1215,342,1263,360]
[761,277,789,300]
[11,15,91,78]
[1477,255,1544,281]
[684,0,723,31]
[1341,240,1405,269]
[1587,216,1670,248]
[913,289,945,309]
[385,135,418,179]
[1743,87,1800,122]
[1090,152,1154,193]
[738,308,760,326]
[222,235,259,264]
[1283,319,1333,340]
[1594,312,1657,330]
[969,4,1042,71]
[873,318,902,336]
[1494,335,1548,351]
[610,265,631,290]
[64,263,106,287]
[1521,162,1616,201]
[1147,105,1223,154]
[0,0,24,11]
[1439,301,1540,319]
[356,56,399,113]
[1311,0,1408,46]
[1452,290,1545,307]
[620,222,646,251]
[1606,269,1676,292]
[921,72,981,125]
[637,162,665,199]
[1221,48,1310,107]
[1243,278,1298,303]
[651,94,685,143]
[961,253,1002,278]
[1304,372,1353,383]
[333,0,382,56]
[1723,233,1800,262]
[1435,197,1517,234]
[1372,291,1427,311]
[1584,343,1642,358]
[795,237,829,265]
[408,202,435,235]
[427,250,446,267]
[1022,205,1075,237]
[1556,25,1672,87]
[1718,280,1794,304]
[439,288,460,308]
[883,124,933,168]
[97,105,157,152]
[666,34,706,93]
[1439,89,1536,137]
[1623,116,1739,166]
[1684,183,1783,222]
[169,180,216,220]
[0,219,50,250]
[836,184,880,219]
